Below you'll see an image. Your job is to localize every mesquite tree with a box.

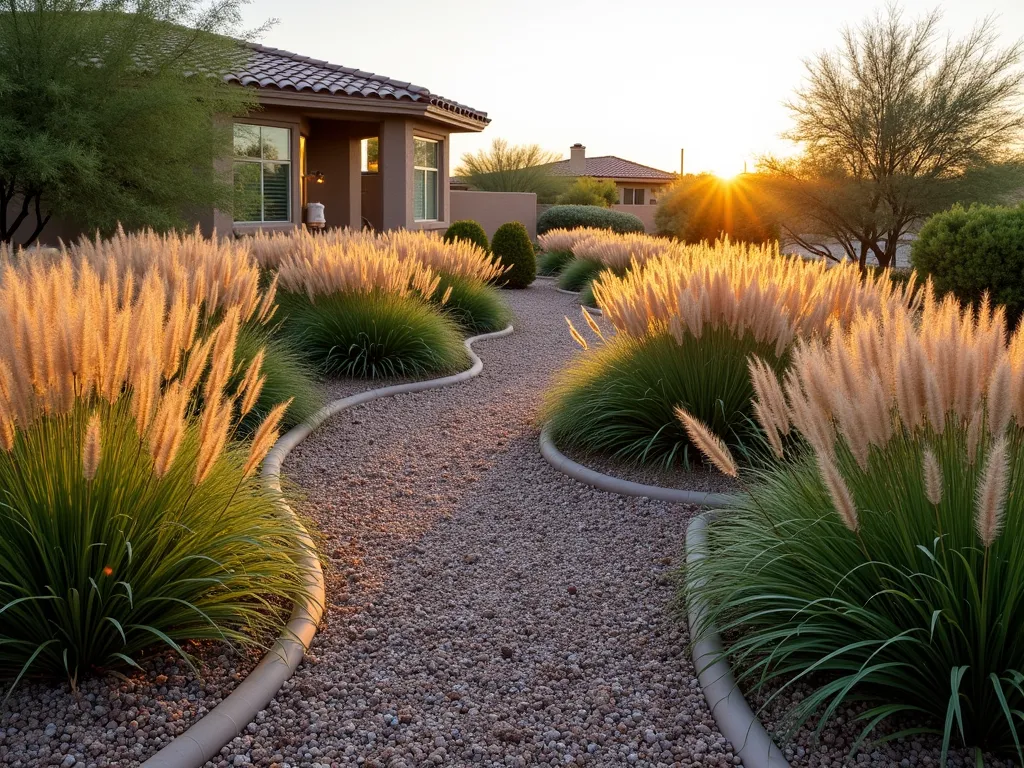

[763,6,1024,269]
[0,1,261,246]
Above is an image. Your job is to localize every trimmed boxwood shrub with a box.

[911,203,1024,320]
[443,220,489,252]
[537,205,646,235]
[491,221,536,288]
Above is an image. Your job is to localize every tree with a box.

[0,1,261,246]
[556,177,619,207]
[655,173,780,243]
[762,5,1024,269]
[455,139,566,202]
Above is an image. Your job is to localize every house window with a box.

[233,124,291,223]
[362,138,379,173]
[413,137,439,221]
[622,187,645,205]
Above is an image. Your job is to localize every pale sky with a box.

[240,0,1024,177]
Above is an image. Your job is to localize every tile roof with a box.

[546,156,676,181]
[225,43,489,124]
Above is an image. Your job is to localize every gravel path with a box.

[209,282,733,767]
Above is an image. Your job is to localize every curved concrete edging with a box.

[686,513,791,768]
[142,324,515,768]
[539,425,737,507]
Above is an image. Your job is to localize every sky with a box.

[239,0,1024,177]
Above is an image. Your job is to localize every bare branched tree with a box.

[763,5,1024,269]
[455,139,566,202]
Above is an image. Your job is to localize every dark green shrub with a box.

[543,328,783,467]
[557,258,604,292]
[537,205,645,235]
[443,220,489,252]
[280,291,468,378]
[556,178,619,207]
[433,272,512,333]
[491,221,536,289]
[234,324,322,434]
[537,249,574,276]
[911,203,1024,319]
[0,399,307,681]
[578,281,598,308]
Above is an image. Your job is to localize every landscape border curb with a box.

[142,324,515,768]
[685,513,791,768]
[539,425,737,507]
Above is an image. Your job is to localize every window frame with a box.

[232,123,293,225]
[413,137,440,222]
[622,187,645,205]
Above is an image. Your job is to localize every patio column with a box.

[306,121,362,231]
[379,118,413,230]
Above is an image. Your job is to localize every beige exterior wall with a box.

[611,203,659,234]
[450,191,537,240]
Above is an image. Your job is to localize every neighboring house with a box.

[546,144,677,206]
[543,143,677,232]
[221,43,490,235]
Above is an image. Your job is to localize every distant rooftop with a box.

[546,155,676,181]
[225,43,490,124]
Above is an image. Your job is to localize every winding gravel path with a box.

[210,282,733,767]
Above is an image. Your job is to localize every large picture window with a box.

[413,138,439,221]
[622,187,645,205]
[233,124,291,223]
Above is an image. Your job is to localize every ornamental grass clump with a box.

[555,230,671,294]
[0,257,307,685]
[544,240,920,467]
[274,237,469,378]
[685,293,1024,761]
[537,227,605,276]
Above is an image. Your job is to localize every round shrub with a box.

[537,249,575,276]
[281,290,469,378]
[537,205,646,235]
[443,219,489,252]
[911,203,1024,319]
[433,272,512,334]
[543,328,783,467]
[234,324,322,434]
[0,400,307,681]
[491,221,536,289]
[557,258,604,292]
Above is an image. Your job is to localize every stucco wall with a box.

[450,191,537,240]
[611,204,659,234]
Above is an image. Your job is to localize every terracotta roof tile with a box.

[546,156,676,181]
[225,43,489,124]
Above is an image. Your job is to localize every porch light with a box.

[305,171,325,184]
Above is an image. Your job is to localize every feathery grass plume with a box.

[987,358,1013,435]
[591,239,919,356]
[569,231,673,272]
[582,307,604,340]
[566,317,588,350]
[967,408,984,465]
[383,229,507,283]
[816,453,859,532]
[70,226,268,324]
[243,399,292,477]
[922,447,943,506]
[748,355,790,435]
[237,349,266,417]
[82,412,102,481]
[537,228,607,254]
[149,383,188,478]
[975,435,1010,547]
[675,407,738,477]
[193,396,232,486]
[203,308,241,402]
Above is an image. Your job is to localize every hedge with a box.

[537,205,646,236]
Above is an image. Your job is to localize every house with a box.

[8,42,491,245]
[546,143,678,206]
[220,43,491,235]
